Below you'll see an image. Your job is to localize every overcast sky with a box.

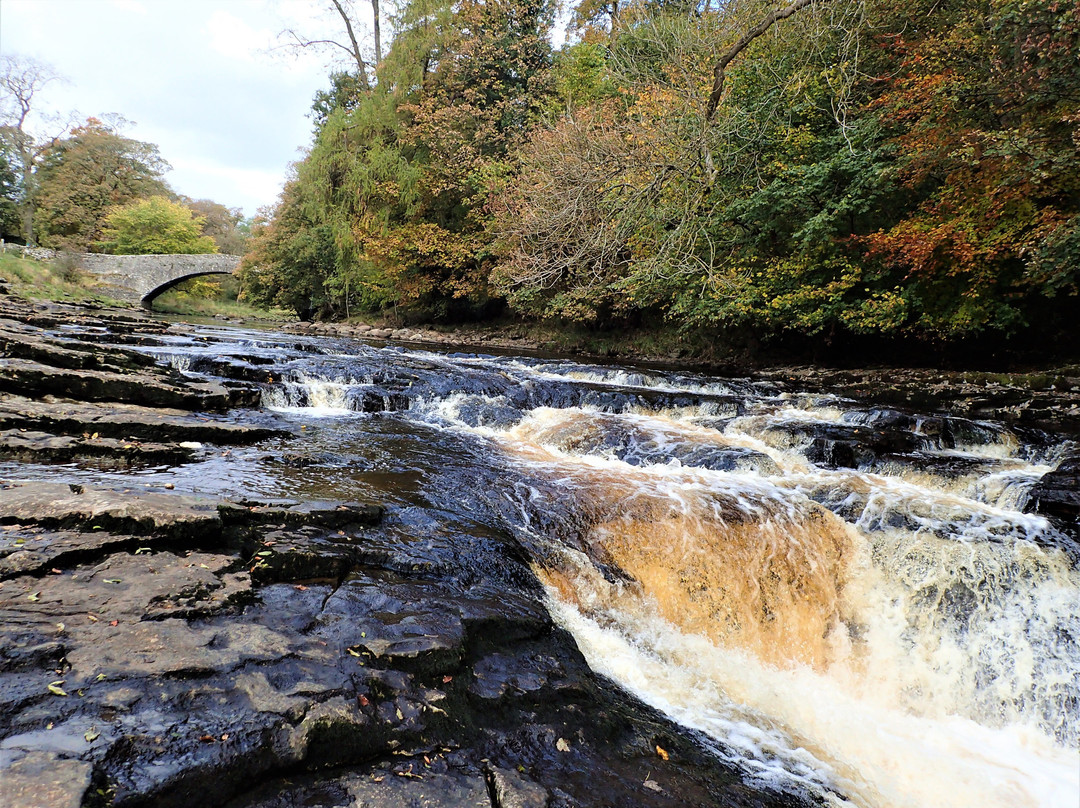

[0,0,366,217]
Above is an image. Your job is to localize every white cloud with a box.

[2,0,335,216]
[109,0,148,14]
[167,155,287,214]
[205,9,273,65]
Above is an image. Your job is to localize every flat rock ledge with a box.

[0,297,814,807]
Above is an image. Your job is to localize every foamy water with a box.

[265,353,1079,808]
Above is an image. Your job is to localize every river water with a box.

[16,323,1078,808]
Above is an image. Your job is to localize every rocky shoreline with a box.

[0,296,817,807]
[1,293,1077,808]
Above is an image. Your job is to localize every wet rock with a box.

[0,481,223,540]
[1026,450,1080,539]
[0,356,240,411]
[0,428,195,467]
[0,394,290,445]
[487,764,551,808]
[0,750,93,808]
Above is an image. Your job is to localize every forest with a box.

[4,0,1078,357]
[233,0,1080,356]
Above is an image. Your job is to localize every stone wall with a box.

[1,246,241,305]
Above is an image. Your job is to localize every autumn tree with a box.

[237,180,339,319]
[97,196,217,255]
[180,197,250,254]
[34,117,171,251]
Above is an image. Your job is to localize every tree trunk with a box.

[330,0,372,88]
[372,0,382,67]
[705,0,821,121]
[16,138,34,246]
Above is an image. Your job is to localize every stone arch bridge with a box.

[76,253,242,309]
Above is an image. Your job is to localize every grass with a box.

[0,252,130,306]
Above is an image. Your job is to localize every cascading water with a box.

[120,332,1079,808]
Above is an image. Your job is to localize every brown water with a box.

[8,325,1074,807]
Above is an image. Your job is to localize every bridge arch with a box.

[75,253,242,309]
[140,269,236,309]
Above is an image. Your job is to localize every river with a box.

[15,322,1077,808]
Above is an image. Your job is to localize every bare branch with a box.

[706,0,823,120]
[330,0,370,75]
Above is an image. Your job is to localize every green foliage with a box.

[35,118,171,251]
[97,197,218,255]
[181,197,249,255]
[251,0,1080,348]
[0,146,19,241]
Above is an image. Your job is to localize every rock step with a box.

[0,429,196,467]
[0,395,290,445]
[0,481,224,540]
[0,357,238,411]
[0,329,159,373]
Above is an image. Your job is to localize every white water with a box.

[277,358,1080,808]
[261,372,364,417]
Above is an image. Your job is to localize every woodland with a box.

[4,0,1079,359]
[236,0,1080,358]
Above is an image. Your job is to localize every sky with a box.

[0,0,368,217]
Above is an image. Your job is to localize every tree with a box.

[34,117,171,250]
[237,180,339,319]
[180,197,250,254]
[97,197,218,255]
[278,0,384,88]
[0,54,67,245]
[0,148,20,241]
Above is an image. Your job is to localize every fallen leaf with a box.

[48,682,68,697]
[220,733,229,741]
[442,675,453,683]
[556,738,570,752]
[84,728,100,743]
[294,584,308,591]
[95,673,107,682]
[87,613,99,622]
[199,735,216,743]
[103,579,122,584]
[27,592,40,602]
[50,568,62,574]
[358,694,370,707]
[395,707,404,721]
[655,745,669,761]
[109,620,119,627]
[347,647,362,658]
[643,779,663,793]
